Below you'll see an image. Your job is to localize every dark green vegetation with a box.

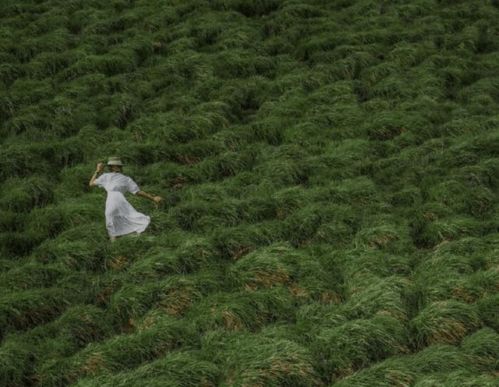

[1,0,499,385]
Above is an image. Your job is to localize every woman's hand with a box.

[96,162,105,173]
[137,191,164,208]
[153,195,163,208]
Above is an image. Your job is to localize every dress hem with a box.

[107,217,151,237]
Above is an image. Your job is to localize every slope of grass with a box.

[1,0,498,385]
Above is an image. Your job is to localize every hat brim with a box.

[107,162,124,166]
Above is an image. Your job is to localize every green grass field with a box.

[1,0,498,385]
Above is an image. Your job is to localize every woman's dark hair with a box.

[108,165,123,172]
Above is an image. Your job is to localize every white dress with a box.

[94,172,151,237]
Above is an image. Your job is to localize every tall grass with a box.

[1,0,498,385]
[202,329,320,386]
[313,315,410,382]
[74,350,221,386]
[0,176,54,212]
[0,287,76,334]
[410,300,481,348]
[188,286,295,332]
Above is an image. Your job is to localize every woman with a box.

[89,157,163,241]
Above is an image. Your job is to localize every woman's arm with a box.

[89,163,105,187]
[136,190,163,207]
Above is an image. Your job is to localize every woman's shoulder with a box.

[100,172,122,181]
[117,173,133,180]
[115,173,134,183]
[107,172,125,178]
[96,172,109,179]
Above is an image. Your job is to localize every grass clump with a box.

[188,287,295,333]
[25,199,103,241]
[460,327,499,372]
[0,261,67,291]
[313,315,410,383]
[32,232,108,271]
[0,287,75,334]
[74,350,220,387]
[53,305,113,349]
[0,176,54,212]
[410,300,482,348]
[333,357,416,387]
[427,179,495,218]
[202,329,320,386]
[65,315,196,382]
[0,339,35,387]
[126,248,201,280]
[211,220,284,260]
[154,270,222,318]
[342,275,411,321]
[477,294,499,331]
[413,371,499,387]
[2,303,114,385]
[228,243,295,291]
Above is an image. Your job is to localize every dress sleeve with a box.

[127,177,140,195]
[94,173,107,188]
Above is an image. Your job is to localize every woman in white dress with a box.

[89,157,163,241]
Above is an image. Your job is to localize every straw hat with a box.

[107,156,124,166]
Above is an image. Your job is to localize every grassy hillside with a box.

[1,0,498,385]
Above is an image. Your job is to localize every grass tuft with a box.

[410,300,481,348]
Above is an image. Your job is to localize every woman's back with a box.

[95,172,140,195]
